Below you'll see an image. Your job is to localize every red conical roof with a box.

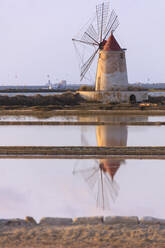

[104,161,120,180]
[100,160,121,180]
[103,33,121,51]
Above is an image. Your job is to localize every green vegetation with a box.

[0,92,85,107]
[148,95,165,104]
[0,91,163,115]
[79,85,95,91]
[127,86,148,91]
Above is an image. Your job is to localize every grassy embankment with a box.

[0,146,165,159]
[0,92,164,117]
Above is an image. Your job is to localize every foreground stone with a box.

[25,216,37,225]
[0,220,9,225]
[73,216,103,225]
[40,217,73,226]
[104,216,139,225]
[140,216,165,225]
[0,219,27,226]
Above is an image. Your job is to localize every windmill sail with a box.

[72,38,98,47]
[80,48,99,81]
[103,10,119,40]
[81,24,99,45]
[96,2,110,42]
[72,1,120,81]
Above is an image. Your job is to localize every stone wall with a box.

[79,91,148,104]
[1,216,165,227]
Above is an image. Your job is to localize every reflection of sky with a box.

[0,159,165,220]
[0,125,164,146]
[0,115,164,220]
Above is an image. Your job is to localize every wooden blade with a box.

[81,23,99,45]
[96,2,110,43]
[103,10,119,40]
[72,38,98,47]
[80,48,99,81]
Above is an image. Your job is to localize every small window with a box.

[130,95,136,104]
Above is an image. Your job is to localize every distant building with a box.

[51,81,84,91]
[0,81,84,92]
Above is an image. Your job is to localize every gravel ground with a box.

[0,223,165,248]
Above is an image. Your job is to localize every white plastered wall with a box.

[95,50,128,91]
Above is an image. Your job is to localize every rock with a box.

[104,216,139,225]
[140,217,165,225]
[39,218,73,226]
[4,219,27,226]
[0,219,10,226]
[73,216,103,225]
[25,216,37,225]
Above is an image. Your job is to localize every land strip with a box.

[0,146,164,159]
[0,155,165,159]
[1,109,165,116]
[0,121,165,126]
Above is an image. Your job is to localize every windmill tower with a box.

[95,32,128,91]
[96,118,127,181]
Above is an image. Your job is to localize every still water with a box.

[0,91,164,97]
[0,125,164,146]
[0,159,165,220]
[0,114,164,221]
[0,115,165,122]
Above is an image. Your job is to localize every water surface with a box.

[0,115,165,122]
[0,114,164,221]
[0,91,164,97]
[0,159,164,220]
[0,125,164,146]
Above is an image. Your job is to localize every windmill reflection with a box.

[73,116,147,210]
[95,120,127,209]
[73,160,119,210]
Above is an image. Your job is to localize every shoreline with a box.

[0,121,164,125]
[0,109,165,116]
[0,216,165,248]
[0,146,164,159]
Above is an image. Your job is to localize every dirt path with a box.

[1,108,165,117]
[0,224,165,248]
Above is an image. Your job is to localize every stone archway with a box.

[130,94,136,104]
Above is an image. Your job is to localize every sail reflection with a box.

[74,115,148,210]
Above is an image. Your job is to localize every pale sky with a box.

[0,0,164,85]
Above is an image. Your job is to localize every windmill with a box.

[72,2,120,83]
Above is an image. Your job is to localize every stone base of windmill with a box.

[79,90,148,104]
